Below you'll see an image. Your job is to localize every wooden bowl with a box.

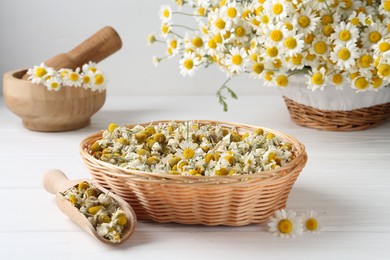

[3,69,106,132]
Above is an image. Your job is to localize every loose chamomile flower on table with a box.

[301,210,322,233]
[268,209,302,239]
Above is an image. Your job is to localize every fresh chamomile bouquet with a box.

[148,0,390,111]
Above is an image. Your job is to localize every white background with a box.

[0,0,277,97]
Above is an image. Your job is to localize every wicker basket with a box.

[284,97,390,131]
[80,120,307,226]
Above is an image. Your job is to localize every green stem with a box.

[171,24,197,31]
[173,11,203,17]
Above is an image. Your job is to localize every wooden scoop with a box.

[43,169,136,245]
[22,26,122,79]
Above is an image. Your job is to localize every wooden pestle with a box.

[22,26,122,79]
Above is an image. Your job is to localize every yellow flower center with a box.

[232,54,243,65]
[342,0,352,9]
[95,74,104,85]
[323,25,334,36]
[298,16,310,28]
[378,64,390,77]
[215,167,228,175]
[321,15,333,25]
[183,148,195,159]
[234,26,246,37]
[70,72,79,81]
[278,219,293,234]
[304,34,314,44]
[305,218,318,231]
[284,37,297,49]
[197,7,206,16]
[292,54,303,65]
[89,67,97,73]
[359,54,373,68]
[270,29,283,42]
[83,75,91,84]
[192,37,203,48]
[338,48,351,60]
[369,31,382,43]
[350,17,360,26]
[215,18,226,30]
[167,47,173,56]
[312,72,324,85]
[314,41,327,54]
[163,9,170,18]
[227,7,237,18]
[51,82,59,89]
[284,22,293,30]
[252,63,264,74]
[251,18,260,27]
[183,59,194,70]
[35,67,47,78]
[265,71,274,81]
[214,34,223,44]
[384,1,390,11]
[242,10,250,19]
[332,74,343,84]
[161,24,170,34]
[379,42,390,52]
[372,76,382,89]
[276,75,288,87]
[170,39,178,49]
[267,46,278,57]
[354,77,369,90]
[208,39,217,49]
[262,15,269,24]
[273,59,282,69]
[272,3,283,15]
[339,30,351,41]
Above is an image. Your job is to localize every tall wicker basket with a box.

[80,120,307,226]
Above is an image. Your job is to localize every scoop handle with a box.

[43,169,72,194]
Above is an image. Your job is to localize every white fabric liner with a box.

[279,74,390,111]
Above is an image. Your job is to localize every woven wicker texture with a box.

[80,120,307,226]
[283,97,390,131]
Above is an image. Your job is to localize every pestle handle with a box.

[23,26,122,79]
[43,169,72,194]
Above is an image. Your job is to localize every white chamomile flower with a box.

[267,209,302,239]
[230,20,251,43]
[225,46,248,74]
[264,0,290,22]
[184,32,204,50]
[309,0,334,11]
[352,75,371,92]
[301,210,322,233]
[274,71,289,88]
[310,36,331,58]
[179,51,201,77]
[361,23,389,49]
[44,76,62,91]
[379,0,390,16]
[209,10,231,35]
[330,41,359,71]
[166,37,181,57]
[373,39,390,59]
[63,68,82,87]
[249,61,265,79]
[81,72,94,89]
[161,21,172,39]
[282,31,304,57]
[265,22,288,46]
[159,5,172,22]
[221,1,242,22]
[91,70,107,92]
[306,67,327,91]
[331,21,359,45]
[27,63,54,85]
[293,6,320,36]
[82,61,99,74]
[330,71,347,90]
[176,140,199,160]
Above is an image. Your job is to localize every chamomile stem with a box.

[171,24,197,31]
[173,11,203,17]
[170,31,184,39]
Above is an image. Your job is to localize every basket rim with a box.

[80,120,307,182]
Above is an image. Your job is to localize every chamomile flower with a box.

[184,32,204,50]
[282,31,304,56]
[352,75,371,91]
[160,5,172,22]
[221,1,242,22]
[225,46,248,74]
[330,41,359,71]
[361,23,388,48]
[268,209,302,239]
[152,56,162,67]
[166,37,181,57]
[179,51,201,77]
[82,61,99,74]
[81,72,94,89]
[161,21,172,39]
[249,61,265,79]
[293,6,320,36]
[308,0,334,11]
[330,71,347,89]
[230,20,251,43]
[331,21,359,45]
[63,68,82,87]
[91,71,107,92]
[310,36,331,58]
[301,210,322,233]
[306,67,327,91]
[44,76,62,91]
[265,22,288,46]
[264,0,290,22]
[27,63,54,85]
[379,0,390,16]
[209,11,231,35]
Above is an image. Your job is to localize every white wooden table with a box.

[1,94,389,259]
